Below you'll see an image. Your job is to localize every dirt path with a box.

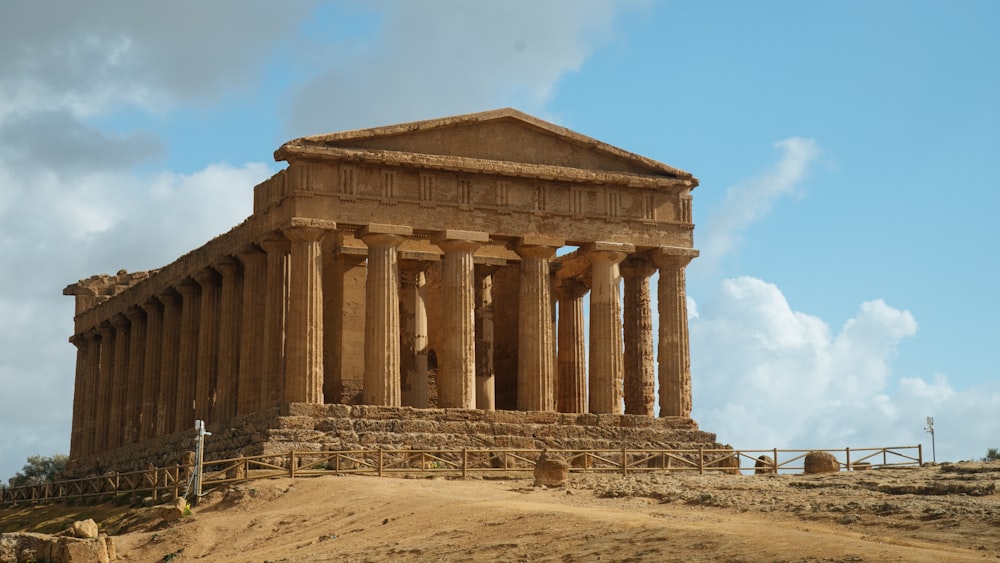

[109,463,998,562]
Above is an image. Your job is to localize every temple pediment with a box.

[277,108,693,181]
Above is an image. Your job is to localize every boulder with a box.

[71,519,99,539]
[532,451,569,488]
[707,453,740,475]
[754,455,776,475]
[159,497,189,522]
[804,451,840,474]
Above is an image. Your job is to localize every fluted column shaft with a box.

[437,233,486,409]
[175,280,201,432]
[399,262,431,408]
[284,224,328,404]
[360,226,409,406]
[109,314,130,448]
[140,299,163,440]
[474,265,499,411]
[655,251,697,417]
[69,335,88,459]
[124,307,147,444]
[157,290,181,436]
[556,279,588,413]
[586,244,628,414]
[515,241,559,412]
[622,257,656,416]
[237,247,266,414]
[82,330,101,456]
[194,268,221,422]
[94,323,114,453]
[216,257,242,420]
[260,235,290,408]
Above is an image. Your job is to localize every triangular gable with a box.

[284,108,693,180]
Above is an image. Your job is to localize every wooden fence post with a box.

[845,447,851,471]
[462,449,468,479]
[918,443,923,465]
[378,448,384,477]
[289,451,296,479]
[698,448,704,475]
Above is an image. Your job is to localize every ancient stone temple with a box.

[64,109,718,471]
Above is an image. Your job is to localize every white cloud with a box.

[690,276,997,462]
[284,0,632,135]
[696,137,821,272]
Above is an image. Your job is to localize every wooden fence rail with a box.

[0,445,922,506]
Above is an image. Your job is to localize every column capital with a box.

[620,255,657,279]
[215,255,242,277]
[193,267,221,288]
[583,241,634,264]
[175,278,201,297]
[360,223,411,248]
[157,287,181,306]
[237,244,267,264]
[110,312,130,329]
[433,229,489,248]
[69,333,87,347]
[511,235,563,260]
[124,305,146,323]
[259,232,291,254]
[653,247,699,268]
[283,220,335,243]
[555,277,589,300]
[286,217,337,232]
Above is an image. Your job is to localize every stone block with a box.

[0,533,52,563]
[54,536,112,563]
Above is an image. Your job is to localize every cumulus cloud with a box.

[284,0,630,135]
[696,137,821,271]
[689,276,997,461]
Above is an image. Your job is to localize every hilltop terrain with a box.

[2,461,998,562]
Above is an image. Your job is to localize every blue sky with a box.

[1,1,997,480]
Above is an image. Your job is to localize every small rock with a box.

[72,519,99,539]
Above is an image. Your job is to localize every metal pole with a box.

[193,419,212,504]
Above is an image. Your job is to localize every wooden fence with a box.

[0,445,922,506]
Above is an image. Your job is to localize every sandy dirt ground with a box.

[5,462,999,562]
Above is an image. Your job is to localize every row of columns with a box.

[69,219,696,460]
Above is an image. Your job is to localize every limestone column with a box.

[194,268,221,422]
[140,298,163,440]
[436,230,489,409]
[109,313,130,448]
[359,224,411,406]
[124,306,147,444]
[622,256,657,416]
[157,289,181,436]
[82,329,101,456]
[556,278,588,413]
[324,249,367,405]
[94,322,114,453]
[260,234,290,408]
[236,246,266,415]
[474,263,501,411]
[654,249,698,417]
[585,242,632,414]
[68,334,88,459]
[175,279,201,432]
[215,257,243,421]
[284,220,333,404]
[514,237,562,412]
[399,260,432,408]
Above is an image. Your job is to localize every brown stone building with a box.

[64,109,714,469]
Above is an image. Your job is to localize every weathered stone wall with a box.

[65,405,725,477]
